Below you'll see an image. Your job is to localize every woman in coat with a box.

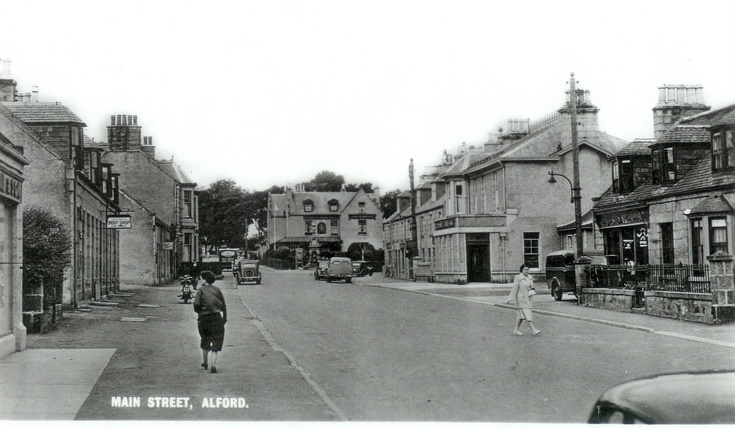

[507,264,542,336]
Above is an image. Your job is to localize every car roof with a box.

[330,257,351,261]
[593,371,735,423]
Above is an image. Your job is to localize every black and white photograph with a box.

[0,0,734,426]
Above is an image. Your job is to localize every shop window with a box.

[691,219,703,265]
[710,217,728,254]
[660,223,674,264]
[523,232,540,268]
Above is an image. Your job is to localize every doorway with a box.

[467,233,490,282]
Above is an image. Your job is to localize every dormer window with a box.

[304,200,313,212]
[712,130,734,172]
[652,146,676,184]
[328,199,339,212]
[612,159,635,193]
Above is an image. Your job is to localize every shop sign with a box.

[0,170,22,203]
[106,215,132,229]
[348,214,376,220]
[162,242,174,250]
[435,217,456,230]
[637,228,648,248]
[598,211,646,228]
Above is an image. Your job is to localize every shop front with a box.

[597,208,649,266]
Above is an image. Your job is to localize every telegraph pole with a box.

[570,73,584,258]
[409,159,418,281]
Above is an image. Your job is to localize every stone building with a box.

[268,188,383,262]
[101,115,199,284]
[384,88,627,283]
[593,87,734,267]
[0,102,28,358]
[0,99,123,325]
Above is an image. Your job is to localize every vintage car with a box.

[546,251,613,301]
[235,259,261,285]
[327,257,352,283]
[351,261,373,277]
[314,260,329,280]
[588,370,735,424]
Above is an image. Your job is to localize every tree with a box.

[23,207,72,308]
[380,189,402,218]
[198,179,251,251]
[306,171,344,192]
[344,182,374,193]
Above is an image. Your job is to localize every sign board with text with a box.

[106,215,132,229]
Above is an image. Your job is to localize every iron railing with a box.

[590,264,711,294]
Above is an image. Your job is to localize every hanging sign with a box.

[106,215,132,229]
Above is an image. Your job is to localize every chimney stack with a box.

[653,84,710,139]
[107,114,142,151]
[141,136,156,159]
[31,86,38,102]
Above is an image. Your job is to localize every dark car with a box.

[314,260,329,280]
[235,260,261,285]
[546,251,612,301]
[588,370,735,424]
[351,261,373,277]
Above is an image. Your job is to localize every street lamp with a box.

[548,171,574,204]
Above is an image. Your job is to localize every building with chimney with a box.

[101,115,199,284]
[384,87,627,283]
[1,82,123,331]
[267,188,383,263]
[593,86,733,267]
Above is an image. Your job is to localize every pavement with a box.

[1,269,734,420]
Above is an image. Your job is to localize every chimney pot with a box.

[117,115,122,126]
[133,115,137,125]
[111,115,116,125]
[31,86,38,102]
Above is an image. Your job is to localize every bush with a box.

[23,207,72,308]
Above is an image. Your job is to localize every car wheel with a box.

[551,281,563,301]
[327,277,331,283]
[256,279,261,285]
[346,277,352,283]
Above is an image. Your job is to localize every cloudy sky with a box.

[1,0,733,193]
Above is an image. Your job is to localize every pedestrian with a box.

[193,270,227,373]
[507,264,542,336]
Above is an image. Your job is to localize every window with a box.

[620,159,634,192]
[712,130,735,172]
[329,200,339,212]
[184,190,193,218]
[523,232,540,268]
[184,233,192,262]
[331,219,339,235]
[304,220,313,235]
[358,219,367,234]
[710,217,728,254]
[660,223,674,264]
[304,200,313,212]
[652,148,661,184]
[358,202,365,213]
[662,147,676,182]
[612,160,619,192]
[691,219,703,265]
[317,222,326,234]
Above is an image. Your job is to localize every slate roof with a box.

[689,194,734,215]
[157,160,196,186]
[594,103,735,212]
[680,103,735,127]
[1,102,86,125]
[615,140,654,157]
[271,190,379,216]
[655,125,710,145]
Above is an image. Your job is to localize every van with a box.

[327,257,352,283]
[546,251,613,300]
[546,250,577,301]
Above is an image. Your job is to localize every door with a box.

[466,233,490,282]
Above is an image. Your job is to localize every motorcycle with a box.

[178,275,195,303]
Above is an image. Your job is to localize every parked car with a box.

[351,261,373,277]
[235,259,261,285]
[588,370,735,424]
[314,260,329,280]
[546,251,612,301]
[327,257,352,283]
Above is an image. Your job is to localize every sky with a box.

[1,0,733,194]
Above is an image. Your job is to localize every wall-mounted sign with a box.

[0,170,22,203]
[435,217,456,230]
[598,210,647,228]
[106,215,132,229]
[162,242,173,250]
[348,214,376,220]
